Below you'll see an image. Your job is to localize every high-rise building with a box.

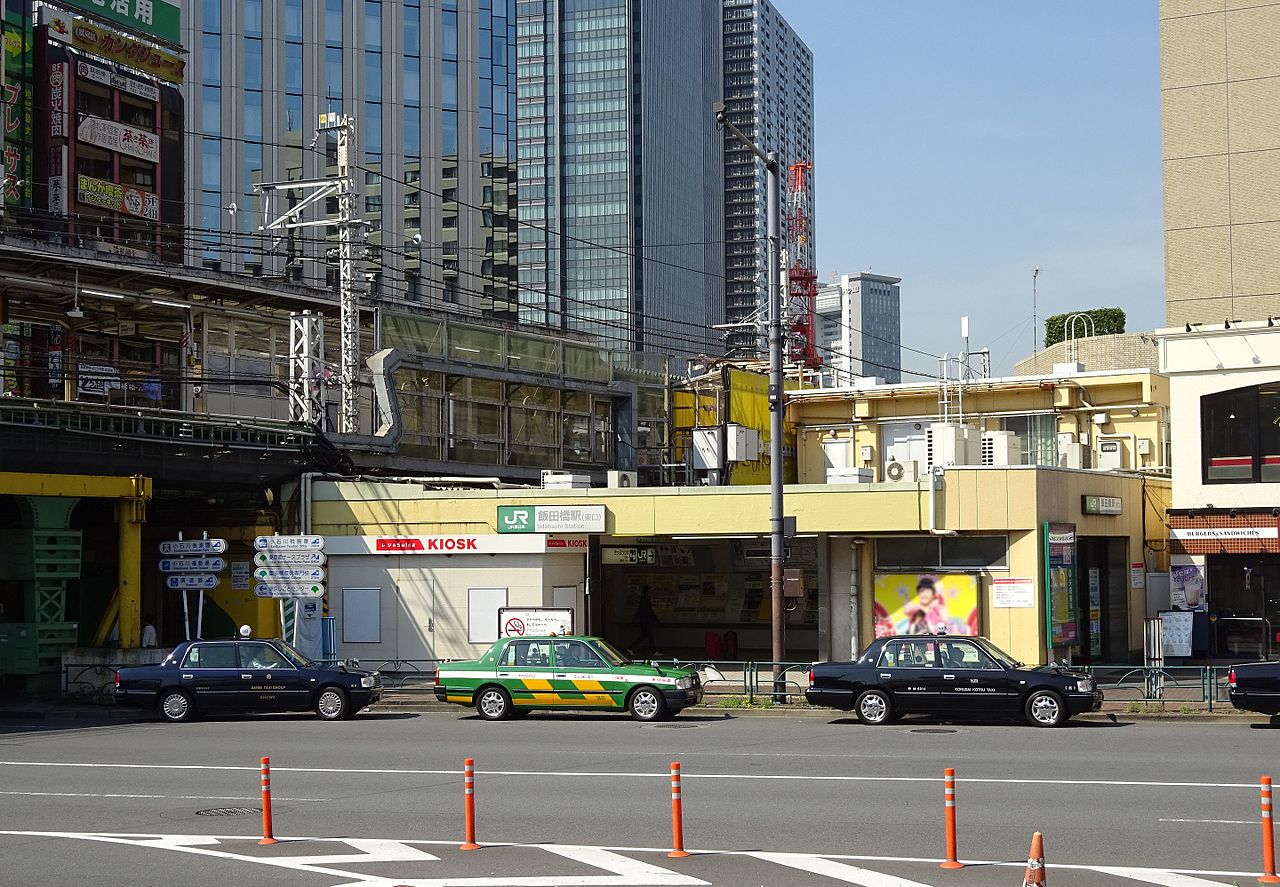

[814,272,902,384]
[1160,0,1280,328]
[721,0,814,356]
[182,0,517,318]
[515,0,724,355]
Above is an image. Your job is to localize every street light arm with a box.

[713,102,778,173]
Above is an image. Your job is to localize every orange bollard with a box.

[460,758,480,851]
[258,756,277,846]
[1022,832,1046,887]
[1261,776,1280,883]
[941,767,962,869]
[668,761,689,859]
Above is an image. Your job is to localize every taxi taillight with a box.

[114,670,120,687]
[433,672,441,686]
[1229,668,1237,688]
[807,669,814,685]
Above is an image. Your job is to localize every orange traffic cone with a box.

[1022,832,1046,887]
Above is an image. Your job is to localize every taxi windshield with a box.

[274,640,312,668]
[974,637,1021,668]
[591,640,630,667]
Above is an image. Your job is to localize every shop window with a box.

[876,536,1008,570]
[1200,384,1280,483]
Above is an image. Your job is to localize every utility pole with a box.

[1032,267,1040,356]
[714,102,787,700]
[257,113,363,434]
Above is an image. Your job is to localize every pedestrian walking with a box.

[629,587,659,655]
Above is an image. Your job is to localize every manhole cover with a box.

[195,807,260,817]
[654,723,698,728]
[910,728,957,734]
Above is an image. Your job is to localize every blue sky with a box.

[771,1,1163,377]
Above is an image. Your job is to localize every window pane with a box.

[202,34,220,84]
[1262,386,1280,482]
[200,86,220,135]
[202,0,221,33]
[326,0,344,45]
[366,53,382,101]
[1203,387,1257,482]
[285,0,302,41]
[285,43,303,92]
[442,10,458,60]
[244,0,263,37]
[442,61,458,109]
[442,109,458,156]
[365,1,382,50]
[326,47,344,99]
[875,537,939,569]
[245,38,262,90]
[940,535,1007,569]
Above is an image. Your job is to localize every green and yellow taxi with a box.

[434,635,703,721]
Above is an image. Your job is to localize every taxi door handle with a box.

[554,673,568,678]
[879,673,891,679]
[182,674,194,680]
[242,674,253,679]
[943,674,956,680]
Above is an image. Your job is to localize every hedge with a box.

[1043,307,1126,349]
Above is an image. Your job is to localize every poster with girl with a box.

[873,573,979,638]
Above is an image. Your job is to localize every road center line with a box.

[0,790,328,801]
[1159,818,1258,825]
[0,760,1256,790]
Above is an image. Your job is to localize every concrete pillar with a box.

[115,496,145,648]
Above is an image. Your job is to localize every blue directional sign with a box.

[166,574,220,590]
[254,535,324,551]
[159,557,225,573]
[254,550,326,567]
[159,538,227,555]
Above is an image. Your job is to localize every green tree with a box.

[1043,308,1126,349]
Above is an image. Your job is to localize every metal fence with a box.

[1078,665,1235,711]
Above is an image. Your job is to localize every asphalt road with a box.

[0,709,1275,887]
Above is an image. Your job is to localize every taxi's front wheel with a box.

[628,686,668,722]
[476,686,513,720]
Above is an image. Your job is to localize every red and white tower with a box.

[785,161,821,368]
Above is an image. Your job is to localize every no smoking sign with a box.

[504,618,525,636]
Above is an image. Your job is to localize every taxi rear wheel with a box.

[855,689,893,725]
[628,686,668,722]
[476,686,513,721]
[158,689,194,723]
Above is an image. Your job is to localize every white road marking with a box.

[0,831,1257,882]
[0,759,1258,790]
[1159,818,1257,825]
[753,852,934,886]
[273,838,439,865]
[0,790,329,801]
[1095,866,1235,887]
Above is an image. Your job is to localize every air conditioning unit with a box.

[607,470,638,488]
[927,423,979,468]
[541,471,591,489]
[981,431,1021,466]
[826,467,873,485]
[883,459,919,482]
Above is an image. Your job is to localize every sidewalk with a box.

[1,693,1270,724]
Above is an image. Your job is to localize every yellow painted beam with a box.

[117,500,144,648]
[0,473,153,500]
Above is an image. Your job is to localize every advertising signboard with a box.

[1045,523,1079,649]
[76,59,160,101]
[76,174,159,220]
[873,573,979,638]
[497,607,575,638]
[49,62,67,137]
[58,0,183,48]
[77,115,159,162]
[46,15,186,83]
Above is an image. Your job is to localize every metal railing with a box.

[1079,665,1237,711]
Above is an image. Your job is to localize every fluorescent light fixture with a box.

[82,288,127,300]
[454,346,481,353]
[65,306,83,319]
[151,299,189,309]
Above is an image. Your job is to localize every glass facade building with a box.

[721,0,814,355]
[182,0,517,319]
[515,0,723,355]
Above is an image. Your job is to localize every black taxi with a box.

[114,637,381,722]
[806,634,1102,727]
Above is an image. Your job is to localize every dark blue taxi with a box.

[114,637,381,722]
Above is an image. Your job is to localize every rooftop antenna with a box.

[1032,267,1040,356]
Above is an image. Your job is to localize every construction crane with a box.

[785,160,821,369]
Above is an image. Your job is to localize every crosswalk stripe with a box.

[752,852,935,887]
[1095,866,1234,887]
[543,846,708,885]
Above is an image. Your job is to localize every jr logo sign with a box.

[498,506,533,533]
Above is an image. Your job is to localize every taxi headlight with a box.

[676,676,695,690]
[1075,679,1093,693]
[360,676,375,688]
